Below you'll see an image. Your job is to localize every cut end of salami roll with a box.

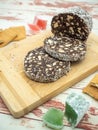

[51,6,92,41]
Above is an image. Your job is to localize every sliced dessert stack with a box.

[24,6,92,83]
[44,6,92,62]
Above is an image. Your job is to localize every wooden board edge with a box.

[0,54,42,118]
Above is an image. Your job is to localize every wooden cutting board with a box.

[0,30,98,118]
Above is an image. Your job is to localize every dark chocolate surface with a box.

[51,13,89,41]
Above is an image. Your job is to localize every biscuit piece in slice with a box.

[44,36,86,62]
[24,47,70,83]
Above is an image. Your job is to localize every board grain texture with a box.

[0,30,98,118]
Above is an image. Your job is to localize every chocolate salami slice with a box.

[51,6,92,41]
[24,47,70,83]
[44,36,86,61]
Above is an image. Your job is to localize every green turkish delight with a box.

[65,93,90,127]
[43,108,64,129]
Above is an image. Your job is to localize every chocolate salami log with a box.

[24,47,70,83]
[51,6,92,41]
[44,36,86,61]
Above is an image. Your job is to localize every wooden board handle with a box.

[0,54,41,118]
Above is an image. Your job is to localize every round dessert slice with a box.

[51,6,92,41]
[24,47,70,83]
[44,36,86,61]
